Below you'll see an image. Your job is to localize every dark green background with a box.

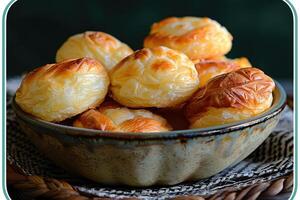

[7,0,293,79]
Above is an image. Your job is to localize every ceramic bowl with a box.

[12,82,286,187]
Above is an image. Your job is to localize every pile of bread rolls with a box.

[15,17,275,132]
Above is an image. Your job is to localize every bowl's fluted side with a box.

[15,112,281,186]
[12,82,286,186]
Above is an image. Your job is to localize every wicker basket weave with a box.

[7,164,293,200]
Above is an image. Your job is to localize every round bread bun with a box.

[15,58,110,122]
[56,31,134,71]
[110,46,200,108]
[195,57,252,87]
[221,56,252,68]
[144,17,232,60]
[185,68,275,128]
[73,102,172,132]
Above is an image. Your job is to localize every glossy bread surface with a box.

[110,46,199,108]
[144,17,232,60]
[185,68,275,128]
[195,57,252,87]
[15,58,110,122]
[56,31,134,71]
[74,102,172,132]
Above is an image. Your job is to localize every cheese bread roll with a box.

[110,46,199,108]
[16,58,110,122]
[195,57,252,87]
[74,102,172,132]
[144,17,232,60]
[185,68,275,128]
[56,31,133,71]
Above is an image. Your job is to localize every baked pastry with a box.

[144,17,232,61]
[74,102,172,132]
[110,46,199,108]
[185,68,275,128]
[15,58,110,122]
[195,57,252,87]
[56,31,134,71]
[192,56,252,65]
[220,56,252,68]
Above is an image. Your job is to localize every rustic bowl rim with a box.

[12,81,287,140]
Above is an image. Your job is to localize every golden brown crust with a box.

[144,17,232,60]
[85,32,119,48]
[73,109,116,131]
[185,68,275,127]
[118,117,169,132]
[15,58,110,122]
[195,57,252,87]
[56,31,134,71]
[73,101,172,132]
[25,58,104,82]
[110,46,199,108]
[230,57,252,68]
[97,101,122,112]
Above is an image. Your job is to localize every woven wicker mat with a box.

[6,95,294,200]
